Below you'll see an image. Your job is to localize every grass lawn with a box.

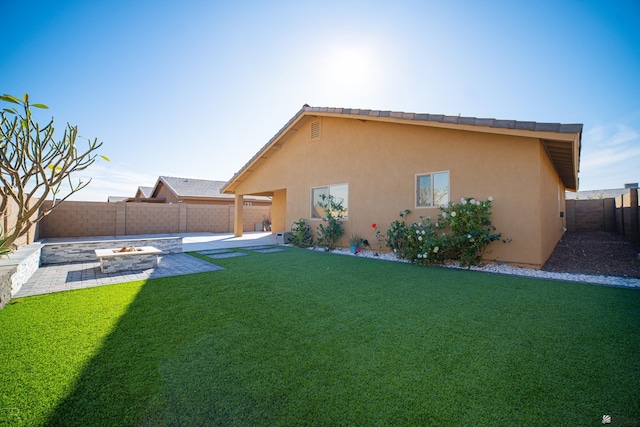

[1,247,639,426]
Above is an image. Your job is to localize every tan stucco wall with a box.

[231,116,566,268]
[538,143,567,265]
[271,189,287,233]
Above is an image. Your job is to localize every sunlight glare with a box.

[315,43,383,99]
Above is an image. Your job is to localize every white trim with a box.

[415,170,450,209]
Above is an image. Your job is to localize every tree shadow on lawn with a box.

[42,264,304,426]
[42,271,243,426]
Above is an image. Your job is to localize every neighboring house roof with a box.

[152,176,270,201]
[565,188,629,200]
[222,105,583,193]
[137,186,154,198]
[108,196,128,202]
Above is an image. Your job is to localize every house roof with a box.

[107,196,128,202]
[137,186,154,198]
[222,105,583,193]
[153,176,270,200]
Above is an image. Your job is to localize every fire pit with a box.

[94,246,162,273]
[116,246,139,253]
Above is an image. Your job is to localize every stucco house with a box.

[222,106,582,268]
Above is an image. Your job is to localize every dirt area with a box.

[542,231,640,278]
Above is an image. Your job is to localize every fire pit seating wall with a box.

[40,237,182,265]
[95,246,163,274]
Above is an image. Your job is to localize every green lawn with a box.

[1,248,639,426]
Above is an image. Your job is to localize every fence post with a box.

[630,189,639,242]
[179,203,187,233]
[621,194,625,238]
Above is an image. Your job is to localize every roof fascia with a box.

[222,105,311,194]
[149,177,163,198]
[222,106,583,193]
[158,176,182,198]
[311,110,582,142]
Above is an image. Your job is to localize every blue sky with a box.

[2,0,639,200]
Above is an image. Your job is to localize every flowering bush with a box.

[388,197,505,267]
[371,223,384,255]
[386,209,412,259]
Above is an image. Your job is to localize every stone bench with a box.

[40,236,181,265]
[95,246,163,274]
[0,243,43,308]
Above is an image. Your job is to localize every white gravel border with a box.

[307,247,640,289]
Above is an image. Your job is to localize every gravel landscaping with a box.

[318,231,640,289]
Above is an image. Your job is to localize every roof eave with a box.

[222,106,583,193]
[222,104,311,194]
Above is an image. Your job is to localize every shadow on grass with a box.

[40,279,176,426]
[42,250,290,426]
[41,269,239,426]
[41,249,640,426]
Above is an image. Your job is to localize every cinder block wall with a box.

[616,189,640,243]
[36,200,271,239]
[186,204,230,233]
[604,198,617,232]
[566,189,638,242]
[38,201,118,238]
[244,206,271,231]
[125,203,181,235]
[2,196,39,246]
[566,199,616,232]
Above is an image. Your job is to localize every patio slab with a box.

[251,248,286,254]
[10,232,287,299]
[204,252,248,259]
[240,245,276,251]
[14,253,223,298]
[197,249,236,255]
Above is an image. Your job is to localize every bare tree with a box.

[1,93,108,251]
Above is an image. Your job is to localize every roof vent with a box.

[310,119,321,141]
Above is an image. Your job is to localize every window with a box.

[416,171,449,208]
[311,184,348,219]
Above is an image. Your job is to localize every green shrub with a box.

[386,209,412,258]
[315,194,346,251]
[439,197,504,266]
[388,197,506,267]
[290,218,314,248]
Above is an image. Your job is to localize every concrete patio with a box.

[13,232,280,298]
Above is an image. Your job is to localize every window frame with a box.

[415,170,450,209]
[310,183,349,220]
